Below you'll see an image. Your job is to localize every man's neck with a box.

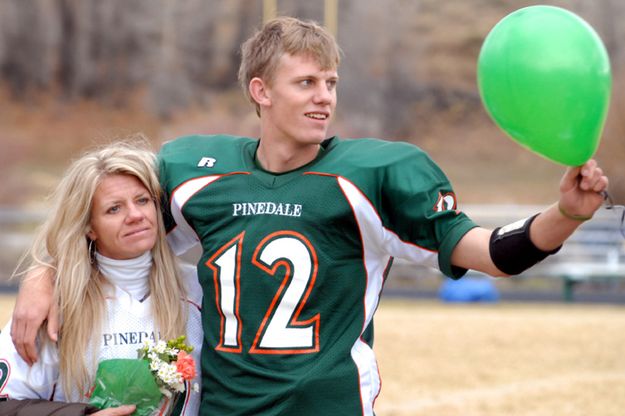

[256,140,321,173]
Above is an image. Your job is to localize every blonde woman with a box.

[0,140,202,415]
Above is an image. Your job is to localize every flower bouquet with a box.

[89,336,197,416]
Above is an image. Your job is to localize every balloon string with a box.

[601,190,625,239]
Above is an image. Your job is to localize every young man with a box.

[11,17,608,416]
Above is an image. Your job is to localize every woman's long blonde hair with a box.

[21,138,187,398]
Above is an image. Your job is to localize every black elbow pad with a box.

[489,214,561,275]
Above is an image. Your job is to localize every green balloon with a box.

[478,5,611,166]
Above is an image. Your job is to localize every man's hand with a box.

[91,405,137,415]
[528,159,609,252]
[10,267,58,365]
[559,159,608,219]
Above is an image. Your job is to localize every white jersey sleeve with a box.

[0,320,60,400]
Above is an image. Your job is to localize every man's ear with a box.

[249,77,271,107]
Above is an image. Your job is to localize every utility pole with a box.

[263,0,338,36]
[263,0,277,22]
[324,0,338,36]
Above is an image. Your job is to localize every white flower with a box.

[138,336,195,399]
[156,362,183,389]
[154,340,167,354]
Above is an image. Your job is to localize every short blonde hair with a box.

[238,16,341,115]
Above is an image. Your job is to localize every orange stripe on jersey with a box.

[303,171,337,177]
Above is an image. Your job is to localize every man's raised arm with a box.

[451,159,608,276]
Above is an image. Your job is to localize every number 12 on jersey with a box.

[206,230,320,354]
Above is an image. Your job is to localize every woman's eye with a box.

[137,197,150,205]
[107,206,120,214]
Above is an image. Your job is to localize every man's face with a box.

[260,53,338,148]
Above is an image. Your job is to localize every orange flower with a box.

[176,350,196,381]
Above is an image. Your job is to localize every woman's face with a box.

[87,173,158,260]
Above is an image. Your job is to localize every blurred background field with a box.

[1,0,625,210]
[1,295,624,416]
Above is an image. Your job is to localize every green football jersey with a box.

[158,135,477,415]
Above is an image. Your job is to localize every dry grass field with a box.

[1,295,624,415]
[374,300,625,416]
